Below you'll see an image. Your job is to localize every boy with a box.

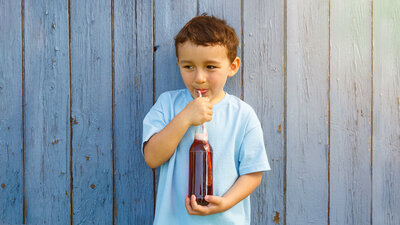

[142,14,270,225]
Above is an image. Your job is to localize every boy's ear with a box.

[228,57,241,77]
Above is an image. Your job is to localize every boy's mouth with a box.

[195,89,208,96]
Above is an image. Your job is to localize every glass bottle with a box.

[188,123,213,206]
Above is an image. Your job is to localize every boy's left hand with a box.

[185,195,228,216]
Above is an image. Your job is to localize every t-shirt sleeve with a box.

[238,111,271,176]
[141,93,169,156]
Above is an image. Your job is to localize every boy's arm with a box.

[185,171,263,216]
[143,110,191,168]
[144,97,212,168]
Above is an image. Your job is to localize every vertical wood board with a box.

[0,1,23,224]
[330,0,372,224]
[372,1,400,224]
[243,0,284,224]
[114,0,154,224]
[70,0,113,223]
[286,0,330,224]
[23,1,70,224]
[154,0,197,98]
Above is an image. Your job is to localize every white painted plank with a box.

[373,1,400,224]
[287,0,329,224]
[330,0,372,224]
[243,0,284,224]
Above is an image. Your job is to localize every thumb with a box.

[205,195,222,204]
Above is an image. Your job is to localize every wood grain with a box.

[1,1,400,224]
[286,0,330,224]
[0,0,23,224]
[114,0,154,224]
[330,0,372,224]
[70,0,113,223]
[23,0,71,224]
[373,1,400,224]
[243,0,284,224]
[154,0,196,98]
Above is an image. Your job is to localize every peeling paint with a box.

[398,97,400,111]
[90,184,96,189]
[52,139,59,145]
[278,124,282,133]
[273,211,280,224]
[1,184,5,188]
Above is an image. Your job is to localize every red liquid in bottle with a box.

[188,135,213,206]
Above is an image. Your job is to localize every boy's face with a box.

[177,41,240,105]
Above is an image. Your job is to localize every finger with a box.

[190,195,199,210]
[190,195,206,213]
[185,195,197,215]
[205,195,222,205]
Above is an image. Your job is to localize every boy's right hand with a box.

[182,97,213,126]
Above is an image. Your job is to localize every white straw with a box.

[197,90,207,134]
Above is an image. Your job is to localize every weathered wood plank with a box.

[373,1,400,224]
[330,0,372,224]
[243,0,284,224]
[286,0,329,224]
[23,0,70,224]
[0,1,23,224]
[70,0,113,223]
[154,0,197,98]
[114,0,154,224]
[198,0,242,98]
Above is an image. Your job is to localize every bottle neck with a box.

[195,124,208,141]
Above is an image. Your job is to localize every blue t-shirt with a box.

[142,89,271,225]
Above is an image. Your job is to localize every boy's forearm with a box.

[222,172,263,211]
[144,110,191,168]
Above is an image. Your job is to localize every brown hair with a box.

[174,13,239,62]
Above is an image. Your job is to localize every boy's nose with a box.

[194,70,207,83]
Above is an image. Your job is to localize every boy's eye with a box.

[183,65,193,69]
[207,65,216,69]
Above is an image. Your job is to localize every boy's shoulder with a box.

[157,89,187,99]
[225,93,257,115]
[155,89,189,103]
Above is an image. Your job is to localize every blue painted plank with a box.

[154,0,197,98]
[243,1,284,224]
[198,0,242,98]
[330,0,372,224]
[70,1,113,224]
[373,1,400,224]
[286,0,329,224]
[114,0,154,224]
[23,1,70,224]
[0,1,23,224]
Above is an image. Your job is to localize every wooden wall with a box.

[0,0,399,224]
